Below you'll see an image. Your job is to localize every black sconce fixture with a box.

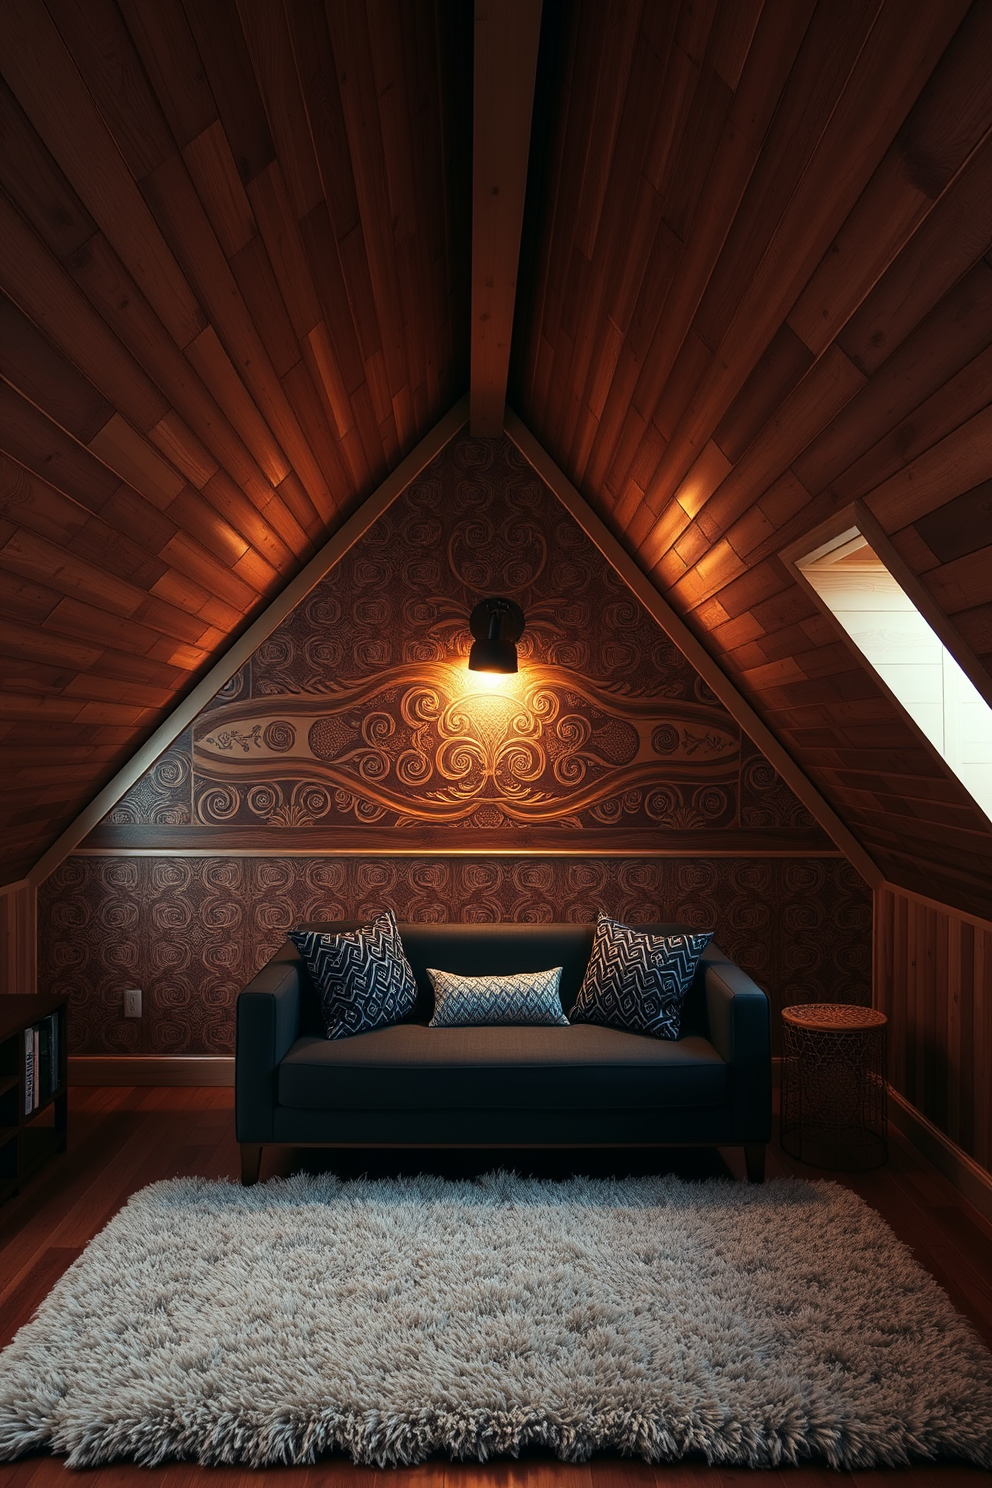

[468,596,525,674]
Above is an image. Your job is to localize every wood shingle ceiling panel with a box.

[0,0,470,884]
[513,0,992,918]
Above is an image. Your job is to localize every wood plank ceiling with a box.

[512,0,992,918]
[0,0,470,883]
[1,0,990,918]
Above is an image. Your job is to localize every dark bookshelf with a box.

[0,992,69,1203]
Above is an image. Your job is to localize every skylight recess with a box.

[797,530,992,825]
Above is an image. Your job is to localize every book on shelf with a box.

[47,1010,59,1097]
[38,1019,51,1107]
[21,1013,61,1114]
[23,1027,33,1116]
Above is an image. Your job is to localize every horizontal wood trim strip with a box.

[506,408,881,887]
[880,878,992,932]
[26,399,469,890]
[68,1056,234,1087]
[72,847,845,860]
[77,825,840,856]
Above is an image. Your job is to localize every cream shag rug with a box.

[1,1172,990,1470]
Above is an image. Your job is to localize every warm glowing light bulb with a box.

[471,669,510,692]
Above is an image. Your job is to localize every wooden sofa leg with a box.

[241,1143,263,1186]
[744,1143,765,1183]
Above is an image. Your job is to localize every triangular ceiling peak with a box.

[33,407,875,880]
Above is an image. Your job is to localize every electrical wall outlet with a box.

[124,988,142,1018]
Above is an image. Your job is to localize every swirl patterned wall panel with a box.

[88,435,822,845]
[42,433,869,1056]
[39,855,871,1056]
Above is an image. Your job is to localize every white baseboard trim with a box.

[69,1056,234,1087]
[886,1087,992,1224]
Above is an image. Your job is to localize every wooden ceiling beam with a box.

[470,0,542,437]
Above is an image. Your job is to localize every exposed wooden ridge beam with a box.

[470,0,543,436]
[506,408,883,888]
[27,399,469,889]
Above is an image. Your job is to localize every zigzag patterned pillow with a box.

[427,967,569,1028]
[571,915,712,1040]
[289,910,418,1040]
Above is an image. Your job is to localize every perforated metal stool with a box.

[780,1004,887,1171]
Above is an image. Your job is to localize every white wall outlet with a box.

[124,988,142,1018]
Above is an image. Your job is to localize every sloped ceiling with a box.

[510,0,992,916]
[1,0,990,915]
[0,0,470,882]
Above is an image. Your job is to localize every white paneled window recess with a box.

[791,516,992,828]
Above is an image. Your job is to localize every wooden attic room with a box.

[0,0,990,1482]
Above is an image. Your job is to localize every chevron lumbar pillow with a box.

[427,967,569,1028]
[289,909,418,1040]
[571,915,712,1040]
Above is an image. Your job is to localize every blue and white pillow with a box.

[289,909,418,1040]
[571,915,712,1040]
[428,967,569,1028]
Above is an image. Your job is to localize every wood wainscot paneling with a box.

[0,878,36,995]
[875,882,992,1174]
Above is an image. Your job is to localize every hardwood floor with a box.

[1,1087,989,1488]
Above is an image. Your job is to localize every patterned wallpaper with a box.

[96,436,817,839]
[40,855,871,1055]
[38,434,869,1057]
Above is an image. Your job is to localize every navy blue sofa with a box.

[235,921,772,1185]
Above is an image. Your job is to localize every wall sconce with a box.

[468,597,525,674]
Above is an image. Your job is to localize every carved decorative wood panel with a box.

[92,436,820,845]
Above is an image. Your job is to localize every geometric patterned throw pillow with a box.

[288,909,418,1040]
[571,914,713,1040]
[427,967,569,1028]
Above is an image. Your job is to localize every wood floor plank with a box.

[0,1244,83,1346]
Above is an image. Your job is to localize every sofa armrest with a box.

[235,960,302,1143]
[705,957,772,1143]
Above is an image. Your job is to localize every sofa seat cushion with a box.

[277,1023,728,1111]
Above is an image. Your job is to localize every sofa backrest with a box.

[288,920,716,1035]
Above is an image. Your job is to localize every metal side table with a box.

[780,1003,887,1171]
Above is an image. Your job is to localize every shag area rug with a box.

[1,1172,990,1470]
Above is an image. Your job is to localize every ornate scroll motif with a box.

[95,434,816,838]
[739,740,817,829]
[108,731,192,826]
[192,667,740,829]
